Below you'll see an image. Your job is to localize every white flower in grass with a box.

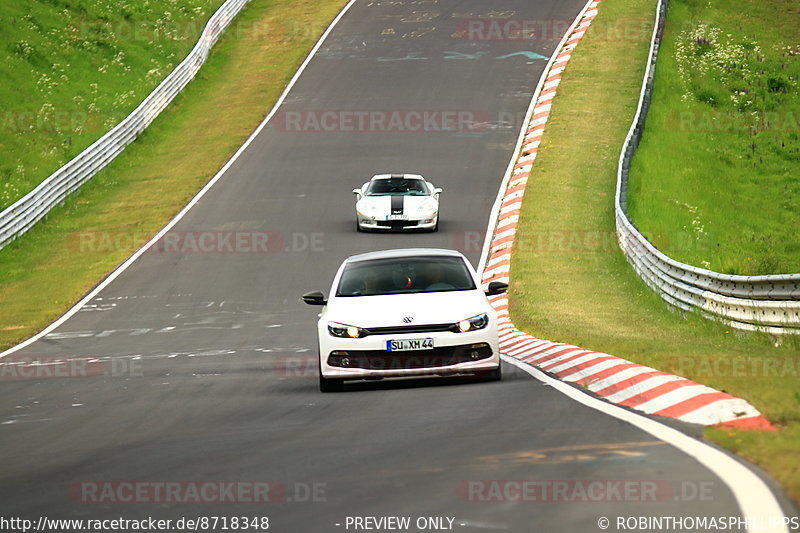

[15,40,33,58]
[145,68,162,83]
[38,102,55,116]
[112,90,136,108]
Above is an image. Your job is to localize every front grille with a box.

[376,220,417,228]
[363,323,455,336]
[327,343,493,370]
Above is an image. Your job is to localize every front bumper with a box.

[318,328,500,379]
[357,215,437,231]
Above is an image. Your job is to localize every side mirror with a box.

[433,187,443,195]
[485,281,508,296]
[302,290,327,306]
[352,188,361,195]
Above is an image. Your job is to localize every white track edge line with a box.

[502,355,789,533]
[0,0,359,360]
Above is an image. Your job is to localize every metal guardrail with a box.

[615,0,800,334]
[0,0,251,250]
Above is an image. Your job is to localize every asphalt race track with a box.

[0,1,794,531]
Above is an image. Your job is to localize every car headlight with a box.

[328,321,366,338]
[455,313,489,333]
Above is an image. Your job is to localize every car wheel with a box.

[356,219,363,232]
[431,216,439,233]
[319,374,344,392]
[474,365,502,382]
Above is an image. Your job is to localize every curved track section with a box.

[479,1,772,430]
[0,1,794,531]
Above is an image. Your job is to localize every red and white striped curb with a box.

[481,1,773,431]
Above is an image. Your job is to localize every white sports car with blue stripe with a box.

[353,174,441,232]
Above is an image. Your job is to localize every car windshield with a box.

[336,256,476,297]
[365,177,429,196]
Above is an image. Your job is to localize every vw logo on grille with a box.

[402,316,414,324]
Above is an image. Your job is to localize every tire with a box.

[474,365,502,382]
[318,349,344,392]
[319,374,344,393]
[356,219,363,232]
[431,216,439,233]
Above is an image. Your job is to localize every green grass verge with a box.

[0,0,226,210]
[0,0,346,346]
[627,0,800,275]
[509,0,800,501]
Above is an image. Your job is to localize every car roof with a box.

[370,173,425,181]
[346,248,466,263]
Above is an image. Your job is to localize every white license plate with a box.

[386,214,408,220]
[386,338,434,351]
